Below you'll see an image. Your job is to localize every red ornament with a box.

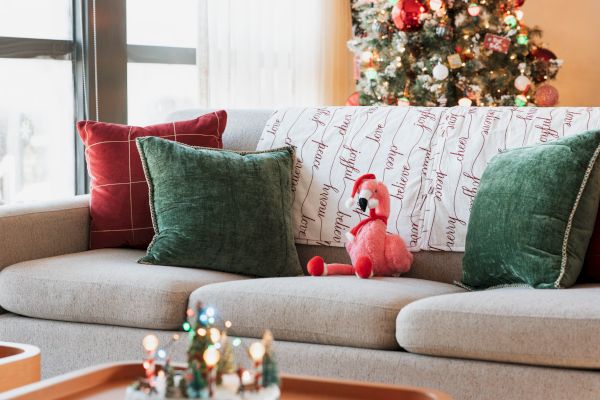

[515,0,525,7]
[534,84,559,107]
[531,47,557,62]
[392,0,427,32]
[346,92,360,106]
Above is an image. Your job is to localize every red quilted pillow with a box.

[77,111,226,249]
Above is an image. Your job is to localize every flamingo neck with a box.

[373,184,391,218]
[351,213,388,237]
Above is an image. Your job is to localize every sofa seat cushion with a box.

[190,276,463,350]
[396,285,600,369]
[0,249,249,330]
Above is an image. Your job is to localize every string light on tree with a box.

[517,33,529,45]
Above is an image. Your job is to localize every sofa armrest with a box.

[0,195,90,271]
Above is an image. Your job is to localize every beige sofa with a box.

[0,109,599,400]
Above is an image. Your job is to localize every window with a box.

[126,0,200,125]
[0,0,352,205]
[0,0,76,205]
[0,0,203,204]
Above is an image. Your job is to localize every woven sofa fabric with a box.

[137,138,302,277]
[0,195,89,270]
[295,244,463,284]
[461,130,600,289]
[0,249,248,329]
[3,315,600,400]
[190,276,464,350]
[77,111,226,250]
[396,285,600,369]
[168,108,271,152]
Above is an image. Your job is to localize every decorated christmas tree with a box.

[128,304,281,400]
[216,332,236,385]
[261,353,279,388]
[260,330,279,388]
[164,359,178,398]
[348,0,563,107]
[183,303,214,398]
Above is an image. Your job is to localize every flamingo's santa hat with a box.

[345,173,377,210]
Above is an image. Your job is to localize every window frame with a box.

[0,0,199,200]
[80,0,198,194]
[0,2,84,199]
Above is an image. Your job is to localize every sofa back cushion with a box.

[169,108,271,151]
[169,107,600,283]
[295,244,462,284]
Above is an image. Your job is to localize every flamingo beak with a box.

[358,189,373,212]
[358,197,368,212]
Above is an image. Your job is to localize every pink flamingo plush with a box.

[307,173,413,279]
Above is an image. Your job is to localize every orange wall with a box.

[523,0,600,106]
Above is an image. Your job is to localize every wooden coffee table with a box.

[0,341,41,393]
[1,362,452,399]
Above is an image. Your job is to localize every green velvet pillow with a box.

[136,137,302,277]
[461,130,600,289]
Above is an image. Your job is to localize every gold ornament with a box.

[447,53,463,69]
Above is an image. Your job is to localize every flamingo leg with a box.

[307,256,354,276]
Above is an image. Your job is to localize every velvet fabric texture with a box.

[136,137,302,277]
[461,130,600,289]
